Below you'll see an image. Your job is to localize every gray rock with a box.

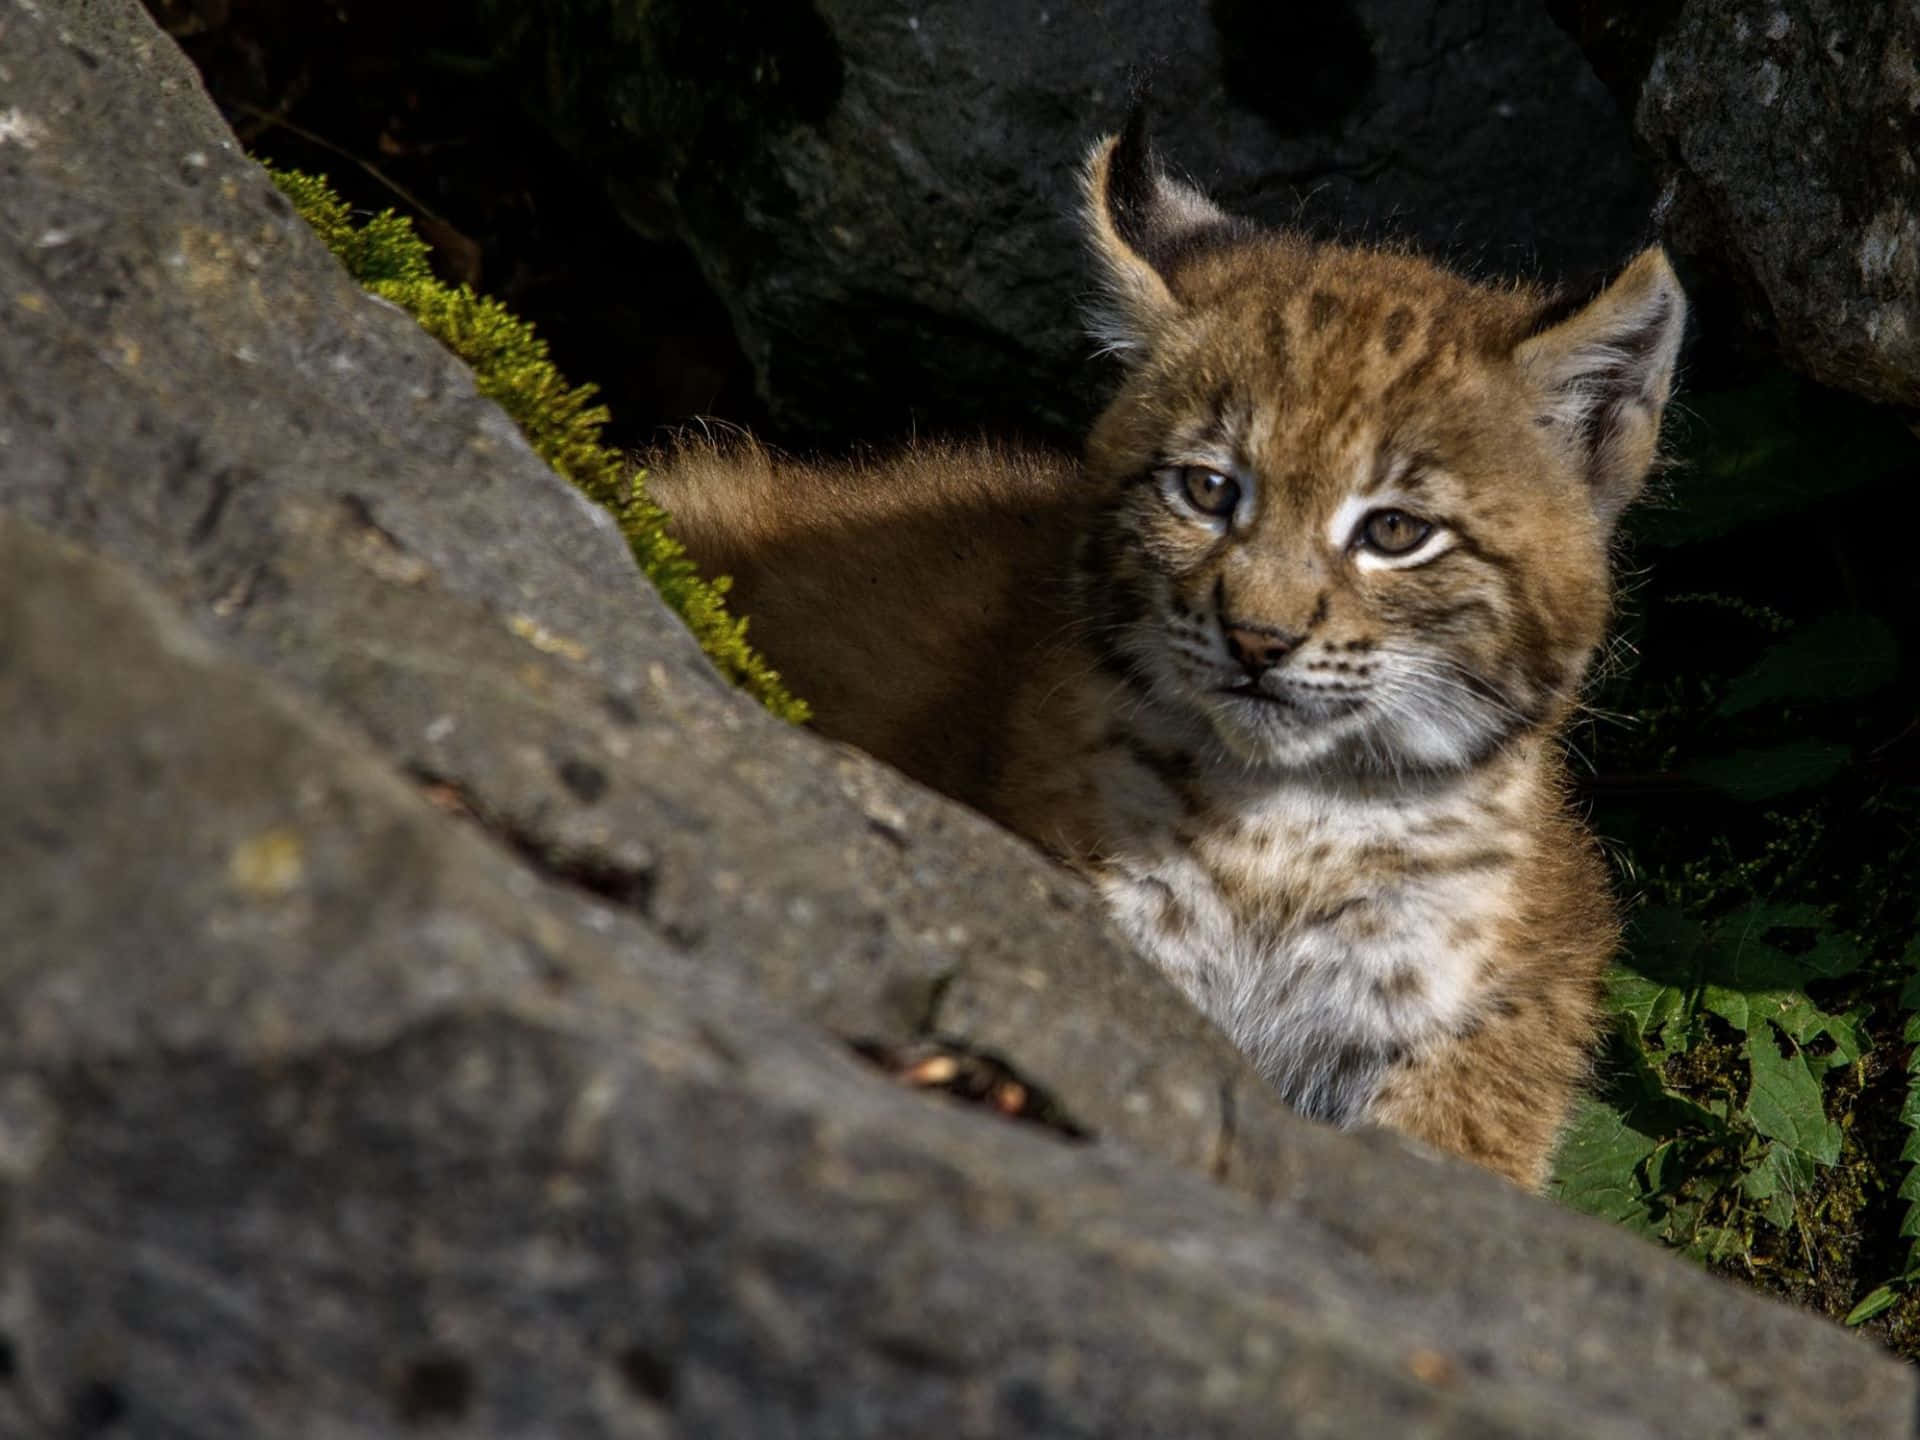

[1560,0,1920,410]
[6,508,1913,1438]
[479,0,1654,441]
[0,0,1913,1434]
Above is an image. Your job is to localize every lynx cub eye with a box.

[1359,508,1434,556]
[1174,467,1241,518]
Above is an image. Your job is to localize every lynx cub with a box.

[652,119,1685,1188]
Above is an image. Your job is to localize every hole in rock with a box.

[404,764,657,912]
[555,755,610,804]
[395,1352,474,1427]
[852,1039,1091,1141]
[617,1344,677,1406]
[68,1380,127,1432]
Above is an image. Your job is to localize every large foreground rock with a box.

[479,0,1653,441]
[0,0,1912,1433]
[1557,0,1920,411]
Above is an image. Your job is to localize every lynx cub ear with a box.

[1515,247,1687,529]
[1081,111,1243,359]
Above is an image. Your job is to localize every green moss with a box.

[266,168,807,724]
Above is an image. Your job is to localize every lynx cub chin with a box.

[652,117,1686,1189]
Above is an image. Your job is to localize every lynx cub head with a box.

[1076,116,1686,773]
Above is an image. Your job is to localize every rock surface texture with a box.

[1,0,1914,1434]
[1558,0,1920,411]
[478,0,1654,441]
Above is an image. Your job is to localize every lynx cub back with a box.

[652,119,1685,1189]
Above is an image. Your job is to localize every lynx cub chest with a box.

[1073,742,1523,1125]
[651,118,1685,1189]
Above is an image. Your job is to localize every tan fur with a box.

[648,130,1685,1189]
[651,440,1089,810]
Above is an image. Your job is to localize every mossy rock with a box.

[267,168,807,724]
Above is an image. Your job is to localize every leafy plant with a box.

[267,167,807,723]
[1550,368,1920,1350]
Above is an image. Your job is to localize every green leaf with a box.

[1652,1185,1714,1254]
[1720,902,1827,937]
[1717,612,1900,716]
[1643,1138,1688,1196]
[1681,741,1850,803]
[1699,985,1751,1032]
[1609,1033,1728,1136]
[1550,1097,1662,1229]
[1742,1141,1816,1231]
[1624,903,1706,980]
[1608,970,1688,1041]
[1696,934,1809,995]
[1703,988,1863,1066]
[1744,1025,1842,1164]
[1800,932,1865,980]
[1845,1285,1903,1327]
[1610,908,1709,1044]
[1699,1217,1760,1265]
[1899,939,1920,1014]
[1693,930,1857,1022]
[1772,994,1869,1068]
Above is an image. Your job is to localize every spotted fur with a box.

[650,124,1686,1189]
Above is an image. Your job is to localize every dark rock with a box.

[1557,0,1920,410]
[0,0,1913,1434]
[480,0,1654,442]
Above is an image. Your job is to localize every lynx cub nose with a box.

[1225,626,1296,674]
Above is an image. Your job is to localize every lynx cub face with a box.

[1077,117,1682,778]
[649,119,1685,1189]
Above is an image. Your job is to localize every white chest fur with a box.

[1084,751,1523,1125]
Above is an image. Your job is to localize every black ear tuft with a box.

[1107,100,1160,258]
[1080,109,1247,357]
